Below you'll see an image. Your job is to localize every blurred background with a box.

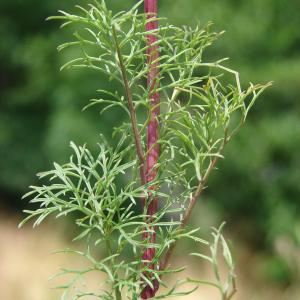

[0,0,299,299]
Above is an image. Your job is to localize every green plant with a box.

[20,0,270,299]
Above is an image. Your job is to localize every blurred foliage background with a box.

[0,0,299,298]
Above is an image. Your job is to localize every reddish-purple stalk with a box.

[141,0,160,299]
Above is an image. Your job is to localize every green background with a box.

[0,0,299,292]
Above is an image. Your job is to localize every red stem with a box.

[141,0,160,299]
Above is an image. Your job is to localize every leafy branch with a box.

[112,25,146,185]
[20,1,271,299]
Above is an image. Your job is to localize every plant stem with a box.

[115,288,122,300]
[112,26,146,185]
[106,237,122,300]
[141,1,160,299]
[226,277,237,300]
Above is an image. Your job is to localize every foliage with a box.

[19,1,269,299]
[1,1,299,280]
[190,224,236,300]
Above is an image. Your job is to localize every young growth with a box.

[20,1,270,299]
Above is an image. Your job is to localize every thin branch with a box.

[226,277,237,300]
[160,130,229,271]
[112,26,146,184]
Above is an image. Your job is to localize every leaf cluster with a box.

[21,0,270,299]
[21,136,208,299]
